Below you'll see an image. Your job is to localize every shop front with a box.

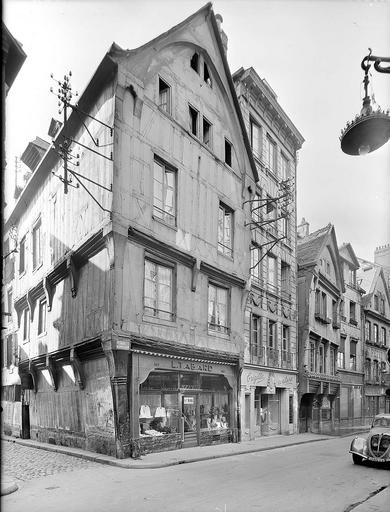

[241,368,298,440]
[130,349,238,455]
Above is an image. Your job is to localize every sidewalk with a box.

[2,431,332,472]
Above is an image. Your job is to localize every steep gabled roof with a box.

[298,223,344,292]
[297,225,330,267]
[108,2,259,183]
[339,242,360,270]
[357,260,390,308]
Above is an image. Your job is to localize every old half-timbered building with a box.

[297,221,344,434]
[232,68,304,439]
[2,4,259,457]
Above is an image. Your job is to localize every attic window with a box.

[190,53,199,73]
[158,78,171,114]
[224,138,232,166]
[189,105,199,136]
[204,62,212,87]
[203,117,212,146]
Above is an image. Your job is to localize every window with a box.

[250,244,261,284]
[349,269,356,286]
[321,292,327,318]
[144,259,174,321]
[381,327,386,346]
[332,300,337,321]
[153,158,176,225]
[373,294,379,311]
[202,117,212,147]
[282,325,290,353]
[38,298,47,335]
[265,136,276,174]
[7,289,13,323]
[315,289,321,315]
[32,218,42,269]
[349,341,357,371]
[251,314,262,356]
[280,154,289,181]
[6,334,13,368]
[373,324,379,344]
[208,283,229,334]
[203,62,212,87]
[189,105,199,136]
[19,236,26,274]
[267,254,277,290]
[218,203,233,257]
[251,191,262,224]
[365,358,371,381]
[22,308,30,341]
[265,195,277,235]
[380,297,385,315]
[349,301,356,323]
[268,320,276,348]
[281,261,290,299]
[330,347,336,375]
[340,300,345,320]
[318,343,326,373]
[338,337,345,369]
[326,261,330,274]
[310,341,316,372]
[190,52,199,72]
[250,120,262,159]
[224,138,232,167]
[365,320,371,341]
[158,78,171,114]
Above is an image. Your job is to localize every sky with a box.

[4,0,390,261]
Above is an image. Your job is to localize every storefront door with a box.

[261,392,281,435]
[182,395,198,447]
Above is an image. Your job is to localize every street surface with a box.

[2,435,390,512]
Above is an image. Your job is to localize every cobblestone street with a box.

[2,441,97,482]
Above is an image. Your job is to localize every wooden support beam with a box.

[70,348,85,389]
[67,256,79,298]
[43,276,54,311]
[45,355,58,391]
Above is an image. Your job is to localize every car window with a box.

[373,418,390,427]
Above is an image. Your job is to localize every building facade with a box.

[337,243,364,429]
[2,5,262,457]
[233,68,304,439]
[297,222,344,434]
[358,259,390,417]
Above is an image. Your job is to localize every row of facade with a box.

[2,5,390,458]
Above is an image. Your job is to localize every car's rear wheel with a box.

[352,454,363,465]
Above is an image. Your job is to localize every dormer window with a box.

[204,62,212,87]
[158,78,171,114]
[189,105,199,137]
[190,52,199,73]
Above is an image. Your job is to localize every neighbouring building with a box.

[233,68,304,439]
[2,5,261,457]
[357,256,390,416]
[2,23,26,437]
[297,221,344,434]
[338,243,365,429]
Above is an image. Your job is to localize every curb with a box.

[3,435,330,469]
[1,479,18,496]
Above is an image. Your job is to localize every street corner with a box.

[1,478,19,496]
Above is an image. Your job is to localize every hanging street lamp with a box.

[340,49,390,156]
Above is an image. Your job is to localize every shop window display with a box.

[139,370,231,440]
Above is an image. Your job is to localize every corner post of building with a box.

[102,333,131,459]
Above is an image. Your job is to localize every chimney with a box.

[297,217,310,239]
[215,14,228,55]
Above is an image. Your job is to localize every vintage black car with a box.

[350,413,390,465]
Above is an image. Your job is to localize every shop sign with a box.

[183,396,194,404]
[170,360,213,372]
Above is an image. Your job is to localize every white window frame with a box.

[208,282,229,335]
[218,203,233,257]
[153,157,176,226]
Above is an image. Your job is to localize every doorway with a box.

[182,395,198,447]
